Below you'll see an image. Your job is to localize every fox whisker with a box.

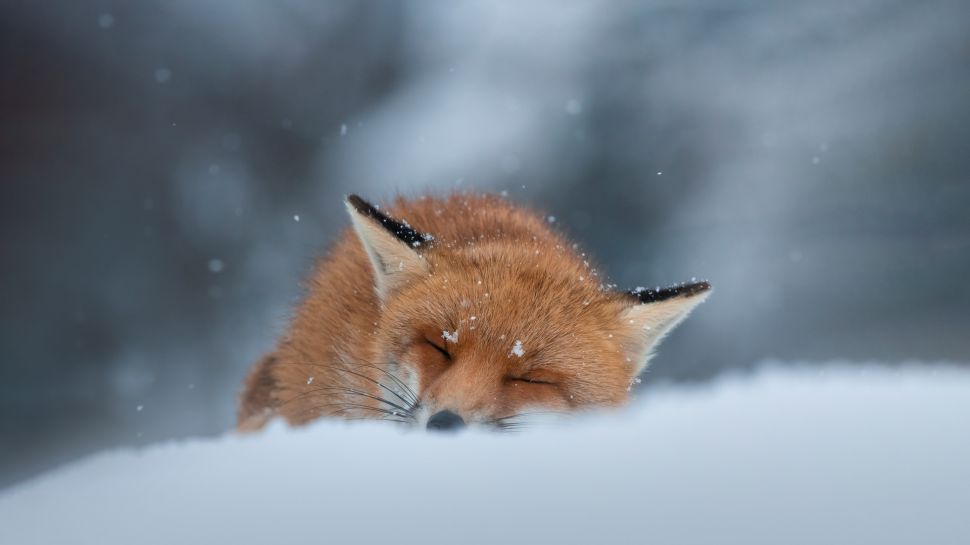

[335,359,420,404]
[491,410,567,422]
[292,401,415,423]
[274,360,419,412]
[333,361,419,406]
[492,423,527,433]
[278,385,415,417]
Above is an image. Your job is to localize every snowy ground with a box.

[1,364,967,545]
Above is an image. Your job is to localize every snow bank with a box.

[2,364,968,545]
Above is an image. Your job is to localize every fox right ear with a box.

[345,195,432,298]
[620,281,712,375]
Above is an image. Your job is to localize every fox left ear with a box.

[620,281,712,374]
[345,195,433,299]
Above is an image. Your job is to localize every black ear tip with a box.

[346,194,369,213]
[628,280,712,303]
[345,194,432,248]
[687,281,712,295]
[347,194,383,221]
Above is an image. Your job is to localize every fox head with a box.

[238,193,710,433]
[340,194,710,431]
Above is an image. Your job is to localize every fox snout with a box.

[426,410,466,432]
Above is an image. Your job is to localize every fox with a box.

[238,193,710,432]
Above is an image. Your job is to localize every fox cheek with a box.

[237,353,279,432]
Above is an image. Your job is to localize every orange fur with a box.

[238,193,708,431]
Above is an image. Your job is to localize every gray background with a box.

[2,0,968,488]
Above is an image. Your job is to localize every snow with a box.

[1,364,968,545]
[97,13,114,29]
[153,68,171,84]
[510,339,525,357]
[442,330,459,343]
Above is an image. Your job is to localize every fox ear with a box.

[345,195,432,298]
[620,281,712,374]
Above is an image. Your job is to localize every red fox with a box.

[238,193,710,432]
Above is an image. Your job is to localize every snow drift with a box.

[1,364,968,545]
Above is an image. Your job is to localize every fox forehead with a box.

[379,246,632,376]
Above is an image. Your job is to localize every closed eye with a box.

[508,376,556,386]
[426,339,451,361]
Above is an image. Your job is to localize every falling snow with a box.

[154,68,172,83]
[510,340,525,357]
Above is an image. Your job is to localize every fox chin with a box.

[238,193,710,433]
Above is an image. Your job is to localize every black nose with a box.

[427,410,466,432]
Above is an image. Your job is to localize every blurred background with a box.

[1,0,968,488]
